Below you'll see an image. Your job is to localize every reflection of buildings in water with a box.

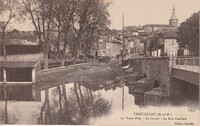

[126,79,199,107]
[0,81,132,124]
[79,79,123,92]
[126,85,146,107]
[0,77,124,124]
[0,85,34,101]
[133,92,145,107]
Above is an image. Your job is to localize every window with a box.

[171,40,174,45]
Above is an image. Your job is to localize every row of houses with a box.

[77,30,123,59]
[0,6,191,84]
[0,6,190,62]
[0,6,192,102]
[119,6,190,58]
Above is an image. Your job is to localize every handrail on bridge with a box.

[170,56,199,73]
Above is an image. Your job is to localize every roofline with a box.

[143,24,170,27]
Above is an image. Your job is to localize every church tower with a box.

[169,6,178,27]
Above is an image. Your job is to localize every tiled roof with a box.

[8,32,37,40]
[129,36,135,41]
[124,53,144,60]
[163,31,177,38]
[0,61,38,68]
[0,31,39,45]
[143,24,170,27]
[112,40,122,44]
[139,32,149,36]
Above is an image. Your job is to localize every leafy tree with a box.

[0,0,19,60]
[21,0,55,69]
[20,0,111,66]
[52,0,79,66]
[0,2,19,123]
[82,0,111,57]
[177,11,199,56]
[72,0,111,62]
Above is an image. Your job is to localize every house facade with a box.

[98,34,122,59]
[122,27,148,56]
[143,6,180,57]
[163,32,179,56]
[149,30,179,57]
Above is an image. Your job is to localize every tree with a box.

[0,0,19,60]
[21,0,55,69]
[0,1,19,124]
[0,0,4,13]
[53,0,79,66]
[72,0,111,62]
[177,11,199,56]
[81,0,111,57]
[21,0,111,66]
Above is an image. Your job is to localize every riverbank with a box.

[37,59,125,90]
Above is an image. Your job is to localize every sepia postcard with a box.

[0,0,199,125]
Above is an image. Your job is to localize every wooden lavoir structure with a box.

[0,60,41,84]
[0,60,41,101]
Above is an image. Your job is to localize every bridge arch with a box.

[153,80,160,88]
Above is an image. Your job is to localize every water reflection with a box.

[39,83,113,125]
[1,75,199,124]
[0,85,33,101]
[79,80,124,91]
[126,84,145,107]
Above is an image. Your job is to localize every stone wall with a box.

[126,57,199,104]
[169,78,199,105]
[129,57,171,95]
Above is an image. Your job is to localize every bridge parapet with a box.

[124,56,171,95]
[171,57,199,73]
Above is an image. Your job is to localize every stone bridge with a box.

[171,57,199,86]
[123,56,199,98]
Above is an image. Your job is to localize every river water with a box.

[39,82,131,124]
[0,81,199,125]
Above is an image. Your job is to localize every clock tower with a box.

[169,6,178,27]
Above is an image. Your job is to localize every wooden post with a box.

[193,58,195,70]
[184,58,186,69]
[3,68,8,123]
[122,85,124,113]
[32,85,41,101]
[32,68,36,83]
[122,13,125,59]
[3,68,7,82]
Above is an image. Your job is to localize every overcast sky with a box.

[4,0,200,31]
[109,0,200,29]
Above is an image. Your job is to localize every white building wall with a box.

[164,39,179,56]
[132,32,139,36]
[183,49,190,56]
[129,41,134,48]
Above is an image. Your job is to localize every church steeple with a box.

[169,6,178,27]
[172,5,175,15]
